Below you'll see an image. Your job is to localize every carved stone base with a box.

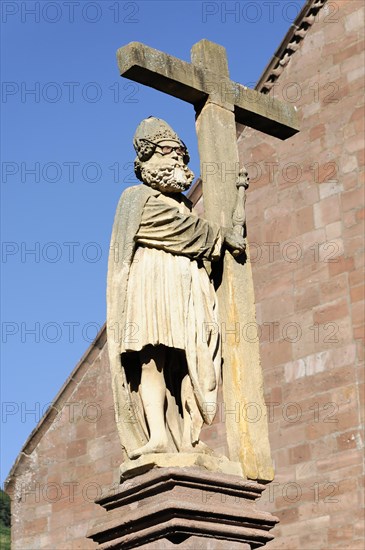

[120,452,243,480]
[87,467,278,549]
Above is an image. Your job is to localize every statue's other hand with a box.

[224,230,246,254]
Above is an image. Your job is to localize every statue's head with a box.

[133,117,195,193]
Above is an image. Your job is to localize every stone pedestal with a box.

[87,467,278,549]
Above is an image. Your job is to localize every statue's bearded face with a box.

[140,140,195,193]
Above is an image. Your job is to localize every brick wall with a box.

[6,1,364,549]
[236,1,364,548]
[6,332,120,549]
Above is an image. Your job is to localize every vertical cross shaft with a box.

[192,40,239,225]
[192,42,272,477]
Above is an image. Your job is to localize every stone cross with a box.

[116,40,299,482]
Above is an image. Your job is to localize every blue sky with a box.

[1,0,306,484]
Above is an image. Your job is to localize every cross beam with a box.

[117,41,299,140]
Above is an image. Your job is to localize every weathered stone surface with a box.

[113,38,299,483]
[120,452,243,480]
[87,467,278,549]
[192,41,274,482]
[117,41,299,139]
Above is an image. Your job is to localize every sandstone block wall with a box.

[236,1,364,548]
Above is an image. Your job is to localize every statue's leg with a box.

[129,345,168,458]
[180,374,194,451]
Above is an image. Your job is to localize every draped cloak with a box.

[107,184,223,458]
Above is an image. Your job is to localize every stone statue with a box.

[106,39,299,483]
[107,117,246,465]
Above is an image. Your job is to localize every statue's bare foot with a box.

[129,439,168,459]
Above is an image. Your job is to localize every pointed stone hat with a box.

[133,117,188,161]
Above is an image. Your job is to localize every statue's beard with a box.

[141,161,195,193]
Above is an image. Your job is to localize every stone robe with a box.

[107,184,222,457]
